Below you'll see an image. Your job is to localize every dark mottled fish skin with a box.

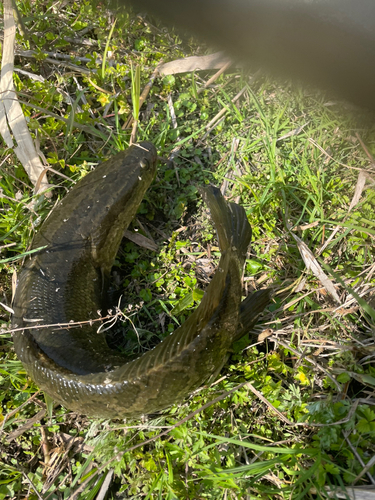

[12,142,268,418]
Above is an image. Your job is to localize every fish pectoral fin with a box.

[206,354,230,386]
[235,289,271,342]
[100,266,110,296]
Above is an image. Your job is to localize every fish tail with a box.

[201,185,252,257]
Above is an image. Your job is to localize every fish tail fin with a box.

[201,185,252,258]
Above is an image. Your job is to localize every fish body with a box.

[12,141,267,418]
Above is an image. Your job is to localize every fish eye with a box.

[140,159,151,169]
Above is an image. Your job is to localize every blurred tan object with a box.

[122,0,375,111]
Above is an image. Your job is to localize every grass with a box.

[0,0,375,498]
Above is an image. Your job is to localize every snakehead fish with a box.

[12,141,269,418]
